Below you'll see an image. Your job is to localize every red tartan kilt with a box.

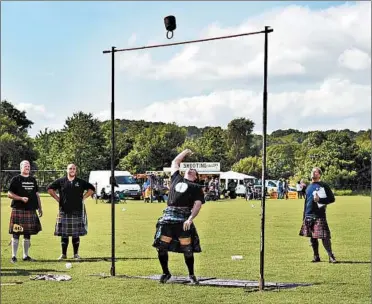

[299,217,331,239]
[9,208,42,235]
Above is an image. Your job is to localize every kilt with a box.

[299,217,331,239]
[54,208,88,238]
[9,208,42,235]
[152,221,202,253]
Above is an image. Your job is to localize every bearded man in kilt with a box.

[299,167,337,263]
[8,160,43,263]
[47,164,95,260]
[153,149,205,285]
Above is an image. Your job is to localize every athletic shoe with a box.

[10,256,17,263]
[22,256,36,261]
[73,254,81,260]
[159,273,172,284]
[311,255,321,263]
[329,254,337,263]
[188,275,199,285]
[58,254,67,261]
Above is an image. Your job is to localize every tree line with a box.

[1,100,370,190]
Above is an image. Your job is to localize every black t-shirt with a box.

[9,175,39,210]
[167,171,205,208]
[47,177,95,213]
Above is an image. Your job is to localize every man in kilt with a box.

[47,164,95,260]
[8,160,43,263]
[153,149,205,285]
[299,167,337,263]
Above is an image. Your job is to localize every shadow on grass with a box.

[335,261,371,264]
[31,257,157,263]
[92,274,317,291]
[1,268,64,277]
[244,282,320,293]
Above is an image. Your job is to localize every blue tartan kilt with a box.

[152,220,202,253]
[9,208,42,235]
[299,217,331,239]
[54,209,88,238]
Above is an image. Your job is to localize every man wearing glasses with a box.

[153,149,205,284]
[47,164,95,260]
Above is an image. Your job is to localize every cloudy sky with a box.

[2,1,371,137]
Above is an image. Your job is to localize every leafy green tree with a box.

[266,143,301,179]
[295,131,359,188]
[61,112,106,179]
[0,101,37,189]
[226,118,255,164]
[119,123,186,173]
[231,156,261,177]
[1,100,33,132]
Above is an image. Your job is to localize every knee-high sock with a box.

[11,236,19,257]
[158,250,170,275]
[310,238,319,256]
[61,237,69,255]
[322,238,333,256]
[72,237,80,255]
[184,254,194,276]
[23,237,31,258]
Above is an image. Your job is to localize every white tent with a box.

[219,171,256,180]
[219,171,257,195]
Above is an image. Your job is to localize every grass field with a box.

[1,195,370,304]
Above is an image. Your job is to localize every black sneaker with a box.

[311,255,321,263]
[10,256,17,263]
[159,273,172,284]
[188,275,199,285]
[23,256,36,262]
[329,254,337,264]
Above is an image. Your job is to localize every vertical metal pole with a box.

[259,26,270,291]
[110,46,116,276]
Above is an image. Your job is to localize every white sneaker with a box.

[73,254,81,260]
[58,254,67,261]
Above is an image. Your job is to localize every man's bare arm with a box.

[171,149,192,175]
[183,200,202,231]
[83,189,94,200]
[36,192,43,217]
[8,191,28,203]
[47,189,60,202]
[8,191,23,201]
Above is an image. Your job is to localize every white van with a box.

[89,170,142,200]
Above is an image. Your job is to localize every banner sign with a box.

[180,162,220,172]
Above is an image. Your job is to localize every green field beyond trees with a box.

[1,196,370,304]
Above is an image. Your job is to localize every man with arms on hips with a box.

[299,167,337,263]
[47,164,95,260]
[8,160,42,263]
[153,149,205,284]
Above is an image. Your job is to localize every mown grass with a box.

[1,196,370,304]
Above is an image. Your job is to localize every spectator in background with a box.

[277,179,283,199]
[296,181,303,199]
[299,167,337,263]
[300,179,307,199]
